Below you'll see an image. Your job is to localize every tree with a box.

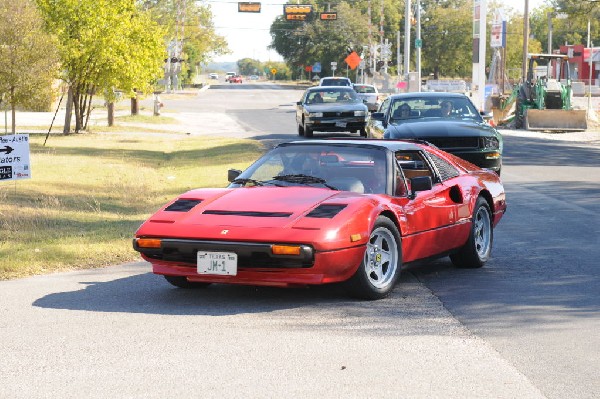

[36,0,166,133]
[270,1,373,79]
[0,0,58,133]
[420,0,473,79]
[141,0,230,85]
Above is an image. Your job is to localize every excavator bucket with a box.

[525,109,588,131]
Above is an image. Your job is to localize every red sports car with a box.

[133,140,506,299]
[229,75,242,83]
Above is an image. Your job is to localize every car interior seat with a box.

[328,177,365,194]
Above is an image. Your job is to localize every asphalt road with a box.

[1,83,599,399]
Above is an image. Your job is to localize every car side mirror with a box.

[409,176,433,197]
[371,112,385,123]
[480,111,493,121]
[228,169,242,182]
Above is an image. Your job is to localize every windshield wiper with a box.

[273,174,338,190]
[231,178,265,186]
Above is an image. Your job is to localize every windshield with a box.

[354,85,376,94]
[320,78,351,86]
[229,144,389,194]
[304,88,359,104]
[388,96,481,122]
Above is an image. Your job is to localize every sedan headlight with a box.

[481,136,500,150]
[309,112,323,118]
[354,110,367,117]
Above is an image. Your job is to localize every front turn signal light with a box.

[272,245,301,255]
[485,152,501,159]
[136,238,162,248]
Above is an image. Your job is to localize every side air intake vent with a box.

[164,199,202,212]
[306,204,347,218]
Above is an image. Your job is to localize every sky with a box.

[209,0,548,63]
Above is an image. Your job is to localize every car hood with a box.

[303,102,367,112]
[137,186,363,238]
[384,118,498,139]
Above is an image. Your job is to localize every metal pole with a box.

[416,0,421,92]
[547,12,553,54]
[404,0,411,80]
[522,0,529,81]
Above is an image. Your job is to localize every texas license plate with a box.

[197,251,238,275]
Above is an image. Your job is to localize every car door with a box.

[296,92,308,125]
[390,151,462,262]
[367,97,390,138]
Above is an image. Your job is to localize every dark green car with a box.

[367,92,503,175]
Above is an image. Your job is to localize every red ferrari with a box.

[229,75,243,83]
[133,140,506,299]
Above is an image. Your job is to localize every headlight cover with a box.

[481,136,500,150]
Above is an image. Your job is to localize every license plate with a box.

[197,251,237,276]
[335,122,347,128]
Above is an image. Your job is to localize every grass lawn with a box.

[0,132,265,280]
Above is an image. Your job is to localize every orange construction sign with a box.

[344,51,362,70]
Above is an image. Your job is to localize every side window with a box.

[395,151,440,184]
[427,153,460,181]
[379,98,391,116]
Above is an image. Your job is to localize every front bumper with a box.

[306,118,367,132]
[450,150,502,171]
[134,238,366,286]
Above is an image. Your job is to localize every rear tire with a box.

[450,197,493,268]
[347,216,402,300]
[163,275,212,289]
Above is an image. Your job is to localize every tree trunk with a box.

[107,102,114,126]
[131,89,138,115]
[83,91,93,130]
[63,86,73,134]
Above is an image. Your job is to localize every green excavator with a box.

[514,54,587,131]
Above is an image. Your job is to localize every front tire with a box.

[347,216,402,300]
[304,126,313,138]
[450,197,493,268]
[298,124,305,137]
[163,275,212,289]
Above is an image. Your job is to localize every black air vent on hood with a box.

[203,210,293,217]
[164,199,202,212]
[306,204,347,218]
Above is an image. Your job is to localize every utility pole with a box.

[522,0,529,82]
[416,0,421,92]
[404,0,411,80]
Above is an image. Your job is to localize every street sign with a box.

[415,39,422,49]
[320,12,337,20]
[283,4,312,14]
[0,134,31,181]
[271,68,277,75]
[313,62,321,73]
[285,14,307,21]
[238,2,261,12]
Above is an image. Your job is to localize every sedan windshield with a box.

[389,96,481,122]
[305,89,359,105]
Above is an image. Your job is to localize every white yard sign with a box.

[0,134,31,181]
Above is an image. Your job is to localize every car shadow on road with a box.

[31,263,463,336]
